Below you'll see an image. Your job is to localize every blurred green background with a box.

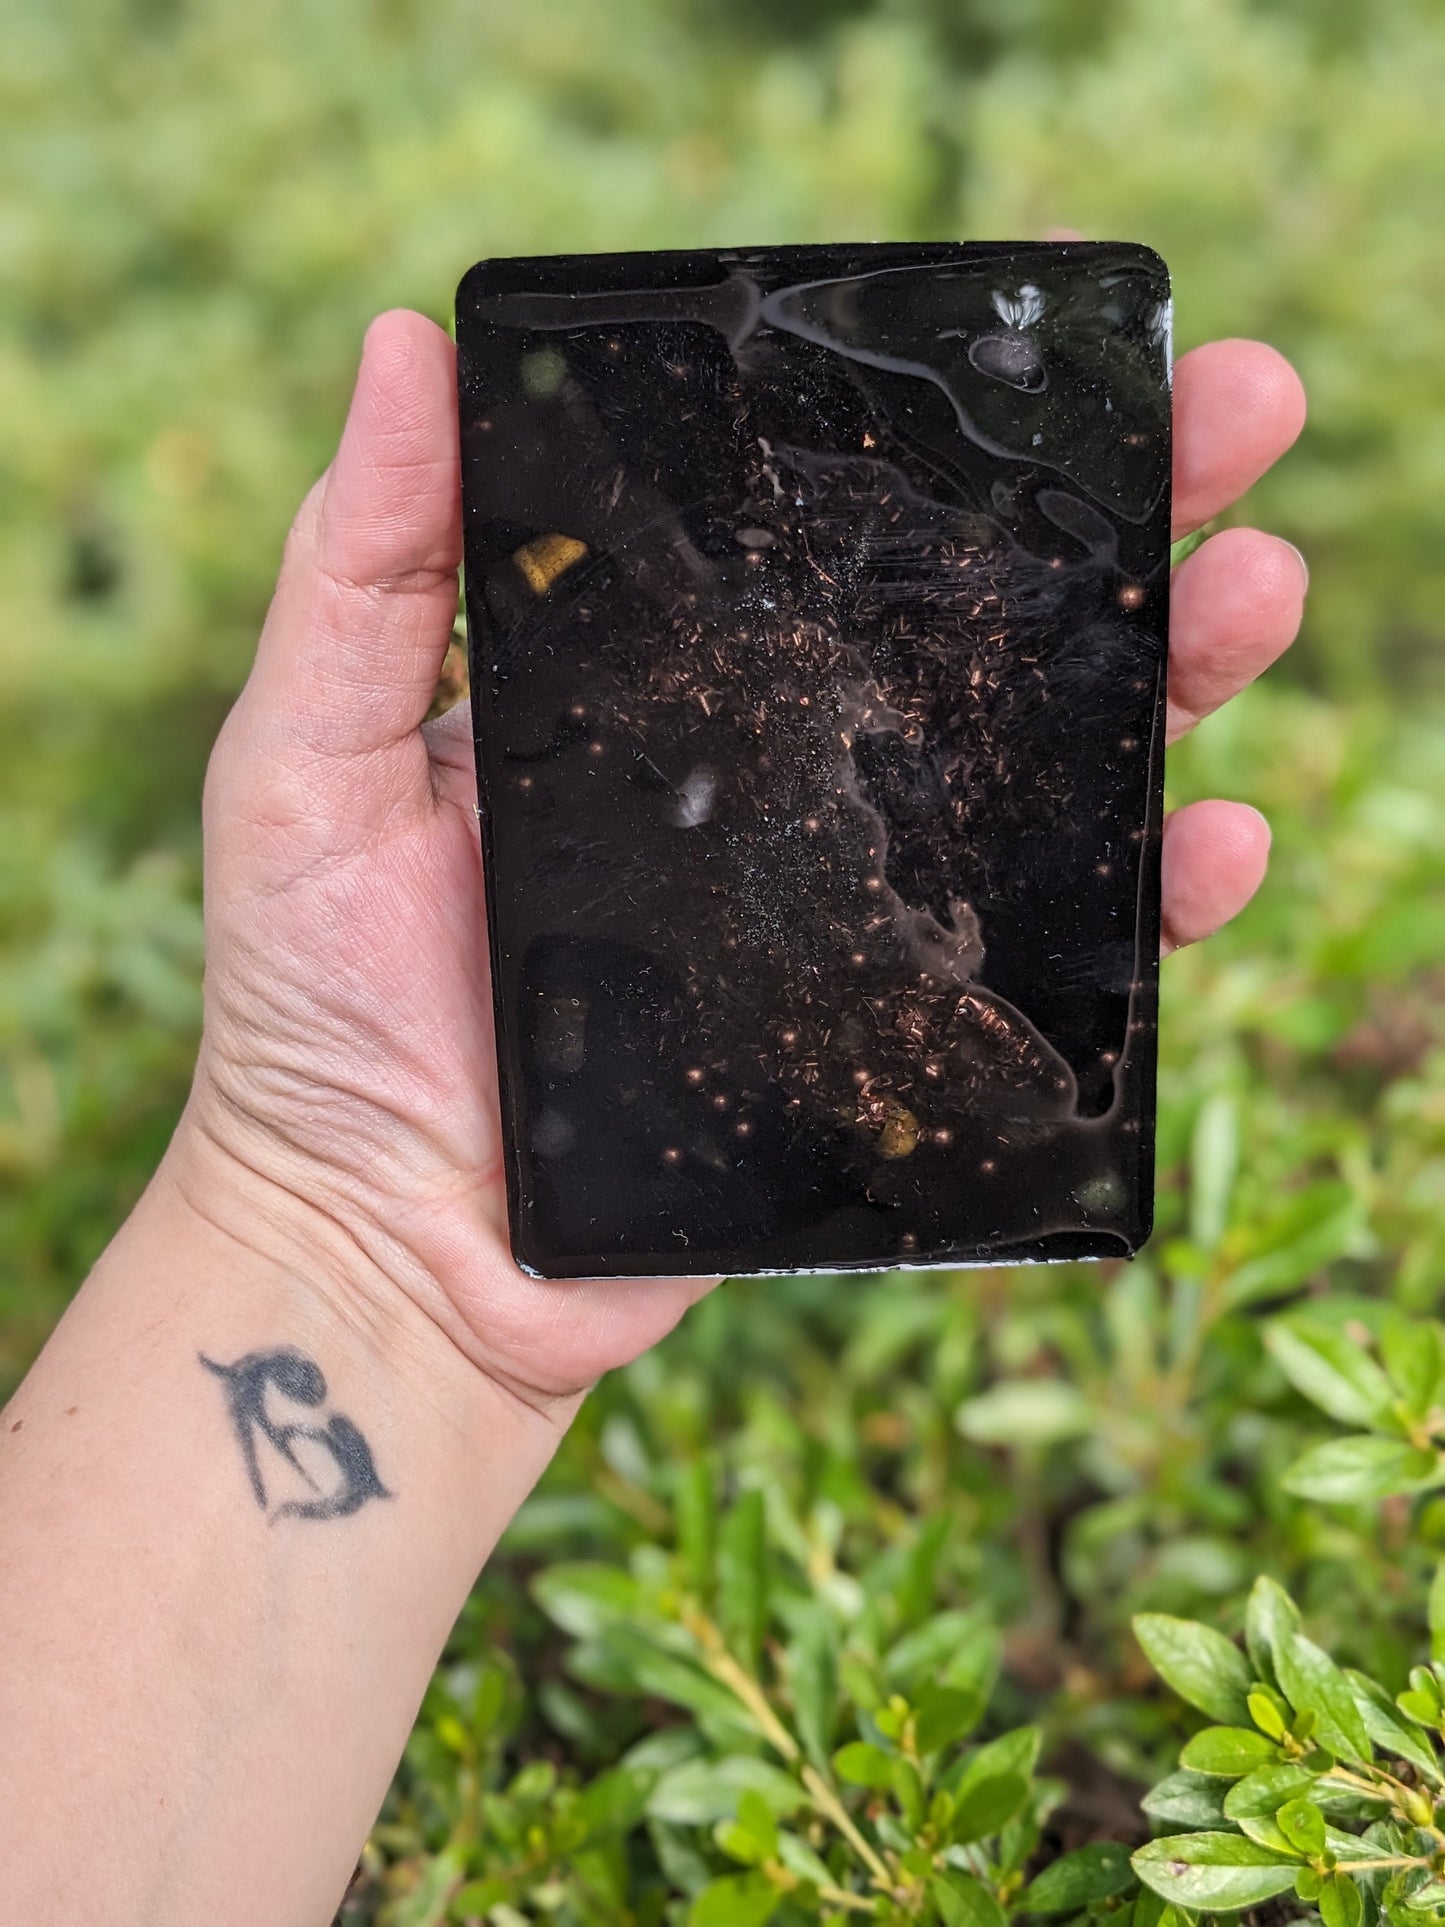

[4,1,1445,1919]
[5,0,1445,1376]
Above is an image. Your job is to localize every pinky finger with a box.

[1160,799,1272,955]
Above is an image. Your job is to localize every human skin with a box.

[0,309,1306,1924]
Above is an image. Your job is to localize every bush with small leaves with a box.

[1267,1314,1445,1505]
[7,2,1445,1923]
[1134,1572,1445,1927]
[372,1481,1114,1924]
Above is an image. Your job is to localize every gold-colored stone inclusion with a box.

[513,532,588,595]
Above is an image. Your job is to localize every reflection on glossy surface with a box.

[457,242,1171,1279]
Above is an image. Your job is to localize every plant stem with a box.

[683,1605,896,1897]
[684,1608,801,1763]
[1325,1765,1399,1798]
[817,1882,879,1915]
[1342,1856,1432,1873]
[802,1763,894,1890]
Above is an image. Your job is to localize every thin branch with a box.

[801,1764,893,1890]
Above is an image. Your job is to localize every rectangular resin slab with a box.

[456,242,1172,1278]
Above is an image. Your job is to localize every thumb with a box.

[241,309,461,767]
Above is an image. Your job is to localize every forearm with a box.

[0,1136,570,1926]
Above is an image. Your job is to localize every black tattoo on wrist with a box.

[199,1347,392,1523]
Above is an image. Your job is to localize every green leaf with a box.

[676,1458,717,1596]
[884,1610,999,1695]
[651,1819,715,1901]
[576,1764,658,1836]
[1409,1664,1442,1707]
[1189,1091,1239,1249]
[786,1613,838,1768]
[1245,1577,1301,1686]
[1398,1665,1445,1729]
[1223,1765,1320,1820]
[1320,1871,1365,1927]
[508,1758,556,1802]
[892,1754,925,1831]
[449,1877,508,1919]
[955,1380,1094,1447]
[531,1561,650,1639]
[915,1683,986,1756]
[716,1820,764,1868]
[1179,1726,1281,1778]
[1266,1318,1396,1428]
[833,1740,895,1788]
[998,1809,1042,1877]
[625,1728,700,1776]
[469,1663,508,1742]
[387,1845,466,1927]
[1142,1770,1231,1828]
[648,1757,806,1826]
[1225,1187,1369,1309]
[1325,1824,1390,1862]
[717,1490,768,1674]
[952,1772,1029,1845]
[1133,1834,1302,1911]
[1382,1314,1444,1419]
[1134,1614,1254,1725]
[1398,1689,1442,1726]
[569,1626,751,1733]
[775,1829,832,1889]
[1169,528,1209,567]
[1233,1811,1295,1854]
[1277,1796,1326,1855]
[736,1789,779,1861]
[1281,1435,1439,1503]
[874,1701,906,1742]
[688,1871,780,1927]
[1020,1841,1135,1913]
[1431,1566,1445,1667]
[894,1511,952,1630]
[1132,1888,1167,1927]
[954,1727,1043,1799]
[932,1870,1008,1927]
[1345,1670,1443,1780]
[1274,1627,1374,1763]
[838,1650,883,1716]
[1247,1686,1291,1741]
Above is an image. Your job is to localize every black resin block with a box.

[456,242,1172,1279]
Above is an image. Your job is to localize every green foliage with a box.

[353,1474,1070,1922]
[1133,1617,1254,1727]
[1132,1573,1445,1925]
[1268,1312,1445,1504]
[5,0,1445,1923]
[5,0,1445,1391]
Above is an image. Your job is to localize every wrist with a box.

[2,1095,569,1927]
[155,1107,581,1455]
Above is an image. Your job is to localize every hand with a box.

[180,309,1306,1413]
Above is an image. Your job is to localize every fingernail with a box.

[1285,541,1309,592]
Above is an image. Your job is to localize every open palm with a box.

[184,308,1306,1413]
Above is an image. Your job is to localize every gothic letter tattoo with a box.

[199,1347,392,1523]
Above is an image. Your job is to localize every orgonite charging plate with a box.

[456,242,1172,1279]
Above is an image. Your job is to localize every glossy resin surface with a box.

[457,242,1172,1278]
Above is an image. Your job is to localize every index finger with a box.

[1172,338,1306,538]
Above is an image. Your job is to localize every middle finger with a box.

[1165,525,1307,744]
